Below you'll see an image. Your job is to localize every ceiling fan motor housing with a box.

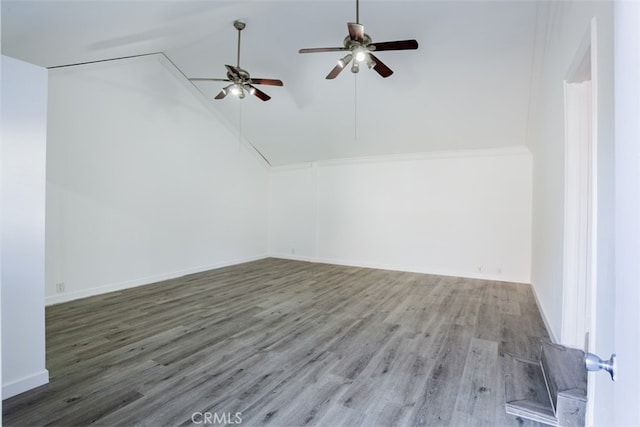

[343,34,373,50]
[227,67,251,84]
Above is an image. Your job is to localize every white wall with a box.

[1,55,50,398]
[45,55,269,304]
[527,1,615,424]
[270,148,532,283]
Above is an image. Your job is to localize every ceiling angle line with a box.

[47,51,203,97]
[47,51,220,113]
[239,133,272,167]
[47,50,273,167]
[47,51,197,93]
[47,51,166,69]
[47,52,219,115]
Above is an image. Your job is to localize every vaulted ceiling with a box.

[2,0,538,166]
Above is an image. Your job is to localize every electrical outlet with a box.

[56,282,65,293]
[497,268,502,274]
[291,248,296,255]
[476,266,483,273]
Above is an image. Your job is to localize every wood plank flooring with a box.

[2,258,549,426]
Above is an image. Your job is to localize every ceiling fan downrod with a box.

[234,20,245,68]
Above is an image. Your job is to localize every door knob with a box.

[584,352,616,381]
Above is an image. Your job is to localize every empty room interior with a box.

[2,0,639,426]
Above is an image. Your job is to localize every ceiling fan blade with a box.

[248,85,271,101]
[214,84,235,100]
[299,47,347,54]
[347,22,365,42]
[326,55,352,79]
[189,78,231,82]
[249,78,284,87]
[369,53,394,78]
[326,64,345,80]
[370,40,419,51]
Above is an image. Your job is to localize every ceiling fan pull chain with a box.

[354,73,358,141]
[238,101,243,151]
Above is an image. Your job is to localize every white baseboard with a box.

[2,369,49,400]
[268,253,530,284]
[46,254,269,306]
[269,253,316,263]
[530,282,559,343]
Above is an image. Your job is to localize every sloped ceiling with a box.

[2,0,538,166]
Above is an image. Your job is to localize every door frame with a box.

[561,18,598,352]
[561,18,599,425]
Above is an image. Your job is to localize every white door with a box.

[609,1,640,425]
[563,5,640,425]
[591,2,640,425]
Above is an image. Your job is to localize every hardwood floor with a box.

[3,258,548,426]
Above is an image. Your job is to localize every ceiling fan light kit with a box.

[353,46,367,63]
[188,20,284,102]
[338,53,353,68]
[298,0,419,79]
[230,84,244,98]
